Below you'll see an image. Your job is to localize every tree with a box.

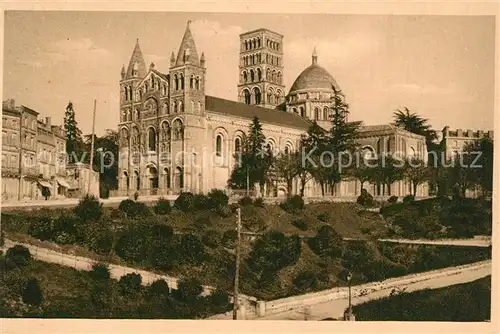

[474,138,494,197]
[404,157,432,196]
[228,117,272,193]
[392,107,438,147]
[22,278,43,306]
[349,152,375,193]
[83,129,119,196]
[371,154,406,196]
[300,121,329,196]
[271,151,301,195]
[64,101,84,164]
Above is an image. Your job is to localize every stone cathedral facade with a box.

[115,21,428,198]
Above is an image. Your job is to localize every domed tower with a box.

[238,28,285,109]
[286,48,343,130]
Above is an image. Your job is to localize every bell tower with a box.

[238,28,285,109]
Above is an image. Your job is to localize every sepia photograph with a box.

[0,4,497,332]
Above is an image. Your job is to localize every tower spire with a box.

[126,38,146,78]
[312,47,318,65]
[175,20,200,66]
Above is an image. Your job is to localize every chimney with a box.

[457,129,463,137]
[45,117,51,127]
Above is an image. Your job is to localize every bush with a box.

[154,197,172,215]
[388,196,399,204]
[180,234,206,264]
[293,270,318,292]
[89,263,111,280]
[176,278,203,302]
[28,215,54,241]
[174,192,196,212]
[253,197,264,207]
[317,212,329,222]
[0,230,4,247]
[74,194,102,222]
[292,219,309,231]
[145,279,170,300]
[6,245,32,267]
[22,278,43,306]
[308,225,344,258]
[194,194,210,210]
[357,189,374,207]
[118,199,150,218]
[238,196,253,206]
[202,230,220,248]
[403,195,415,204]
[222,230,237,248]
[207,189,229,210]
[280,195,304,212]
[118,273,142,295]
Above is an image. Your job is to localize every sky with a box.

[3,11,495,137]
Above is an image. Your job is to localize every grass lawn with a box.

[352,276,491,321]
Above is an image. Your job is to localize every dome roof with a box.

[289,48,339,93]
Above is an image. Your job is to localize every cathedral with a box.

[115,21,428,199]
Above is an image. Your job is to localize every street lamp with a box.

[345,271,355,321]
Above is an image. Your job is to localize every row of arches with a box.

[122,165,184,191]
[121,98,203,123]
[173,73,202,91]
[240,87,284,105]
[119,119,184,150]
[242,53,281,67]
[241,68,282,85]
[244,37,261,51]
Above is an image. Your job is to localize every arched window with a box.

[164,168,171,188]
[151,76,155,88]
[139,88,143,100]
[148,127,156,151]
[276,90,282,104]
[124,87,128,101]
[377,139,383,155]
[234,137,241,153]
[176,166,184,189]
[284,146,289,154]
[157,80,160,91]
[173,101,178,113]
[198,101,201,112]
[173,119,183,140]
[195,77,200,90]
[179,100,183,112]
[190,75,194,89]
[250,69,255,83]
[163,85,167,95]
[266,68,270,80]
[245,40,248,50]
[386,138,392,154]
[315,108,321,120]
[257,68,262,81]
[267,89,274,104]
[323,107,329,120]
[300,107,305,117]
[254,87,261,105]
[277,72,282,84]
[272,70,276,83]
[135,170,140,190]
[292,108,298,114]
[129,87,133,101]
[216,135,223,157]
[243,71,248,83]
[174,75,179,90]
[180,74,184,90]
[253,39,256,49]
[244,90,251,105]
[257,38,261,48]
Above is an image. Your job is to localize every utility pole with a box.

[233,207,242,320]
[87,99,96,195]
[246,166,250,196]
[17,108,24,201]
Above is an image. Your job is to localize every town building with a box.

[2,99,80,202]
[441,126,494,160]
[114,21,428,198]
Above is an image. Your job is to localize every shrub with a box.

[154,197,172,215]
[317,212,329,222]
[0,230,4,247]
[28,215,54,241]
[74,194,102,222]
[222,230,237,248]
[238,196,253,206]
[194,194,210,210]
[357,189,374,207]
[180,234,206,264]
[118,273,142,295]
[6,245,32,268]
[208,289,230,308]
[280,195,304,212]
[22,278,43,306]
[292,219,309,231]
[403,195,415,204]
[174,192,196,212]
[207,189,229,210]
[253,197,264,207]
[308,225,344,258]
[388,196,399,204]
[176,278,203,302]
[118,199,150,218]
[145,279,170,300]
[89,263,111,280]
[202,230,220,248]
[293,270,318,292]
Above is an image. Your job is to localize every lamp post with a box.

[345,271,355,321]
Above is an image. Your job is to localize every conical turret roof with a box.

[175,21,200,66]
[126,38,147,78]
